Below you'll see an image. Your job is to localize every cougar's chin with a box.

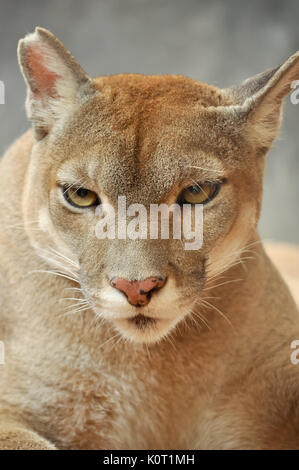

[113,315,180,344]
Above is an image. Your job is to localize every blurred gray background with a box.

[0,0,298,243]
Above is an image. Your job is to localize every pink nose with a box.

[110,276,166,307]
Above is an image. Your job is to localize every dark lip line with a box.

[127,313,158,325]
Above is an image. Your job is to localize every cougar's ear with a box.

[18,27,95,140]
[226,52,299,147]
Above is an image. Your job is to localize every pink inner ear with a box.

[26,44,61,98]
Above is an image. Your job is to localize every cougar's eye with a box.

[63,186,99,208]
[179,182,219,205]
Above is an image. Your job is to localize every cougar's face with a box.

[20,29,296,343]
[24,75,262,344]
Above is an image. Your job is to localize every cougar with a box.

[0,27,298,450]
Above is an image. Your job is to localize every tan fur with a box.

[0,27,299,449]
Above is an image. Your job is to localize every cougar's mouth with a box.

[128,313,157,330]
[90,278,184,343]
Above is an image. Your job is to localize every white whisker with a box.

[30,269,79,284]
[198,297,234,330]
[60,305,91,318]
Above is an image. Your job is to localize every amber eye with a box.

[63,186,99,208]
[179,182,219,205]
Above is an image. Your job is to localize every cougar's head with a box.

[18,27,299,343]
